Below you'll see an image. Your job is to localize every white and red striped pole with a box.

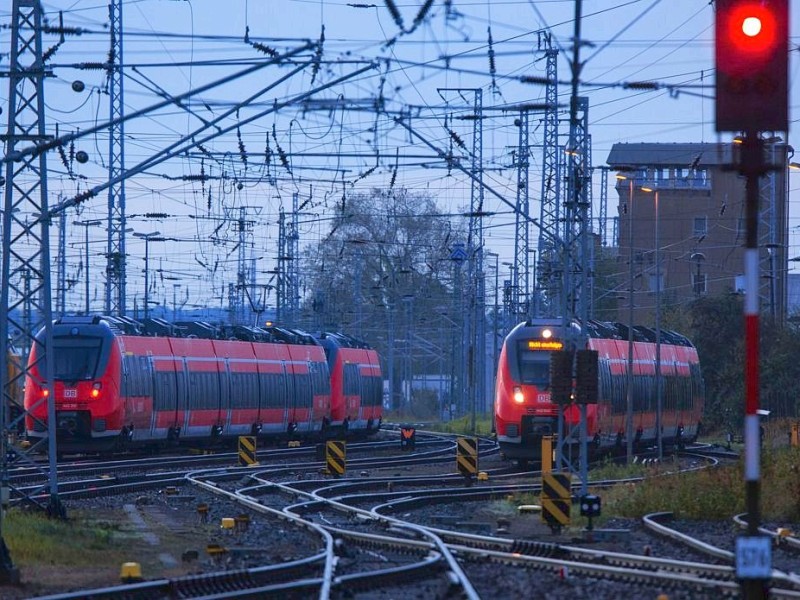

[741,131,762,536]
[740,131,769,600]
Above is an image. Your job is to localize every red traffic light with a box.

[715,0,788,132]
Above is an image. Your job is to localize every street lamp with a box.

[73,219,103,314]
[132,231,161,320]
[616,173,635,464]
[641,185,662,459]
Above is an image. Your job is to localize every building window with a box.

[693,217,707,238]
[692,168,708,187]
[692,273,707,296]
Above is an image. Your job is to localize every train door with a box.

[121,352,154,439]
[175,357,189,439]
[283,360,296,434]
[151,356,179,440]
[219,357,232,435]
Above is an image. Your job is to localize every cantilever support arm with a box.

[392,115,564,250]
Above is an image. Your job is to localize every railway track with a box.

[15,436,799,599]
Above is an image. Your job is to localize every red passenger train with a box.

[24,316,383,452]
[494,319,704,465]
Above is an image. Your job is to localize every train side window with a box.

[154,370,176,411]
[294,373,312,408]
[232,371,257,408]
[370,376,382,407]
[310,361,330,397]
[341,364,354,395]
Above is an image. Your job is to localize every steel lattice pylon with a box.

[276,207,287,323]
[276,196,301,325]
[563,96,592,322]
[513,109,530,319]
[1,0,64,580]
[105,0,127,315]
[465,89,486,422]
[536,41,560,318]
[599,166,609,247]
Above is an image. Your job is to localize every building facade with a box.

[606,142,790,325]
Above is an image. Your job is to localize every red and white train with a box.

[494,319,704,464]
[24,316,383,452]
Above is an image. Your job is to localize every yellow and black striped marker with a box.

[541,472,571,532]
[456,437,478,477]
[326,440,346,477]
[238,436,258,466]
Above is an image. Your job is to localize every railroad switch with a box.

[477,471,489,481]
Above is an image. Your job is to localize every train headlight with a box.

[91,382,102,398]
[513,386,524,404]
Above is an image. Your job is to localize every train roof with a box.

[51,316,321,346]
[511,318,695,348]
[314,331,372,350]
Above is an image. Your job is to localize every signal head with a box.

[715,0,788,132]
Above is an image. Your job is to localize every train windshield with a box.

[517,345,550,387]
[34,337,104,381]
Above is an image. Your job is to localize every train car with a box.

[316,332,383,436]
[23,316,341,452]
[494,318,704,464]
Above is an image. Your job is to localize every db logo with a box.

[537,393,550,403]
[64,389,77,398]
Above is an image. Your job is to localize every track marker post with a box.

[326,440,346,478]
[456,437,478,482]
[237,436,258,467]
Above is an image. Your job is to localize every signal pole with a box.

[715,1,788,597]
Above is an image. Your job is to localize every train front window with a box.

[518,350,549,387]
[35,337,104,381]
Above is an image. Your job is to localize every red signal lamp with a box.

[715,0,788,132]
[719,3,779,72]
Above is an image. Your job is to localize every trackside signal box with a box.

[550,350,573,405]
